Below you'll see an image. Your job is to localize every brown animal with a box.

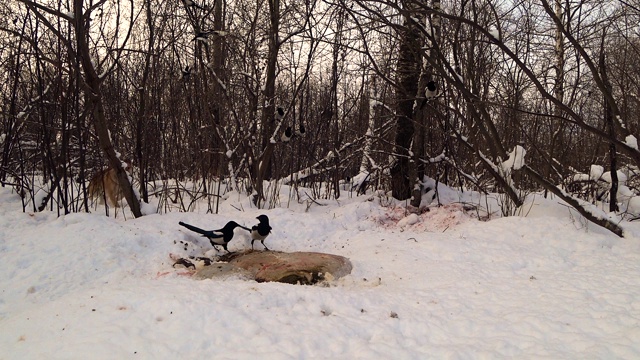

[88,163,132,208]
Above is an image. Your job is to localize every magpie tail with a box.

[178,221,209,235]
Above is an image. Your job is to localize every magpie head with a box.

[256,214,269,225]
[426,81,437,92]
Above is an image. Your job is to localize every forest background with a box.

[2,0,640,235]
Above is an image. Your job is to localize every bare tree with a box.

[390,2,422,200]
[14,0,143,217]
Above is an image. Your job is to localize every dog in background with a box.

[88,161,132,208]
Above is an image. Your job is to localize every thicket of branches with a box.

[1,0,640,236]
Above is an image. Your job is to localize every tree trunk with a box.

[600,39,618,212]
[331,8,344,199]
[73,0,142,218]
[546,0,565,197]
[391,9,422,200]
[411,0,440,208]
[253,0,280,207]
[136,0,154,204]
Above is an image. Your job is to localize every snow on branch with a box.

[454,133,524,207]
[524,165,625,237]
[625,135,638,150]
[501,145,527,174]
[369,98,395,114]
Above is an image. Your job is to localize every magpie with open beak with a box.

[249,215,272,250]
[178,220,245,253]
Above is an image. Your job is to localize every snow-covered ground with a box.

[1,185,640,359]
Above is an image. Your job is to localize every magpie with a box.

[296,124,306,137]
[425,80,437,99]
[281,126,292,142]
[275,107,285,120]
[193,30,228,42]
[181,0,204,10]
[248,214,272,250]
[194,31,210,41]
[178,220,246,253]
[182,66,191,81]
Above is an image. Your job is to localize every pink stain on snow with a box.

[372,203,472,232]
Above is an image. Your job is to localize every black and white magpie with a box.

[281,126,292,142]
[425,80,438,99]
[296,124,306,137]
[182,65,191,81]
[193,30,227,42]
[194,31,209,41]
[178,220,245,253]
[249,214,272,250]
[182,0,204,10]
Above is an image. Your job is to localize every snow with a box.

[369,99,383,108]
[455,71,463,82]
[32,187,48,209]
[618,115,627,129]
[429,152,446,163]
[601,170,628,184]
[349,171,370,191]
[502,145,526,172]
[590,164,604,181]
[396,213,419,228]
[488,27,500,40]
[626,196,640,215]
[626,135,638,150]
[2,185,640,358]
